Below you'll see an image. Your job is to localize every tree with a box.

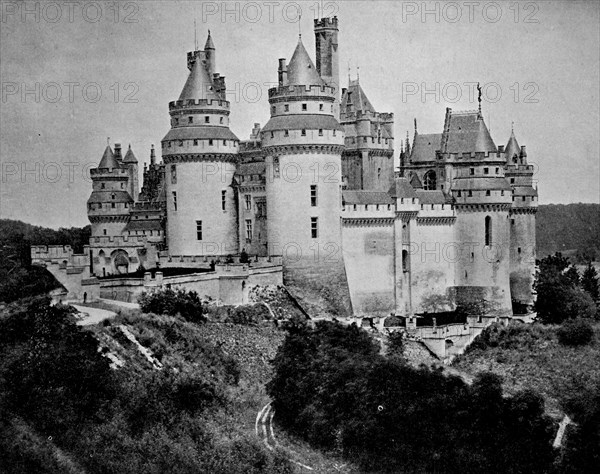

[581,262,599,302]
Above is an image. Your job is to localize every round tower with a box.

[262,36,351,315]
[163,34,239,257]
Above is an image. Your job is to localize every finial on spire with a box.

[477,82,482,115]
[414,118,417,134]
[298,13,302,39]
[107,137,110,146]
[511,120,514,133]
[356,65,360,81]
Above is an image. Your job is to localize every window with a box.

[111,193,115,200]
[245,194,251,211]
[510,178,515,184]
[120,183,124,189]
[188,116,193,124]
[284,130,289,137]
[333,130,336,137]
[194,139,198,146]
[402,250,409,272]
[174,118,179,125]
[171,164,177,184]
[310,185,317,206]
[485,215,492,246]
[111,202,115,208]
[484,167,489,174]
[196,220,202,240]
[172,191,177,211]
[284,104,289,112]
[245,219,252,240]
[209,139,213,146]
[486,190,491,196]
[511,218,515,225]
[301,129,306,136]
[518,247,522,254]
[311,217,318,238]
[205,116,210,123]
[468,190,473,197]
[423,170,437,190]
[470,168,475,175]
[271,106,276,114]
[302,103,307,111]
[457,191,462,197]
[168,141,172,148]
[223,140,227,146]
[319,103,324,111]
[103,229,107,235]
[221,190,226,211]
[101,183,105,189]
[495,167,499,174]
[377,168,381,181]
[318,129,323,136]
[220,117,224,124]
[179,140,183,147]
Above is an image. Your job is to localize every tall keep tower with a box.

[163,33,239,256]
[262,30,351,316]
[314,17,340,117]
[505,129,538,310]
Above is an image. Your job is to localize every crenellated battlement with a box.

[440,150,505,161]
[314,16,338,29]
[169,98,230,110]
[343,110,394,122]
[90,168,131,177]
[89,235,148,246]
[268,84,336,100]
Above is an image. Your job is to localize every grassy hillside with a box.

[452,322,600,419]
[537,204,600,261]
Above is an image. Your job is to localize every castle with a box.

[32,16,538,326]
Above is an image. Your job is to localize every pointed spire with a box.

[178,56,219,101]
[286,37,323,86]
[505,124,520,163]
[98,144,118,169]
[205,29,215,50]
[123,144,137,163]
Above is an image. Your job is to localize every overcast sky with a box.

[1,0,598,229]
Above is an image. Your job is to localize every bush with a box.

[557,319,594,346]
[138,287,205,323]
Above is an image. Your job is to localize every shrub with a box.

[138,287,205,323]
[557,318,594,346]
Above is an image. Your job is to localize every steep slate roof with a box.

[341,79,376,115]
[443,112,496,153]
[178,58,219,101]
[286,38,324,86]
[410,133,442,162]
[123,144,137,163]
[262,114,343,132]
[162,126,239,142]
[342,190,393,205]
[452,177,512,191]
[98,145,119,169]
[388,177,418,198]
[415,190,449,204]
[87,190,134,204]
[505,130,520,162]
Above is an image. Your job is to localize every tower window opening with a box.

[522,196,526,201]
[485,215,492,246]
[101,183,105,189]
[423,170,437,190]
[310,185,318,206]
[205,116,210,123]
[168,141,172,148]
[98,203,102,209]
[194,139,198,146]
[484,167,489,174]
[319,103,324,111]
[220,117,224,124]
[402,250,409,272]
[284,130,289,137]
[468,191,473,197]
[245,219,252,241]
[223,140,227,146]
[209,139,213,146]
[111,203,115,208]
[377,168,381,181]
[511,218,515,225]
[245,194,251,211]
[221,190,226,211]
[457,191,462,197]
[518,247,522,254]
[120,183,124,189]
[172,191,177,211]
[311,217,318,238]
[353,204,357,210]
[486,190,491,196]
[470,168,475,175]
[284,104,289,112]
[271,106,276,114]
[179,140,183,147]
[103,229,107,235]
[333,130,336,136]
[318,129,323,136]
[196,220,202,240]
[111,193,115,200]
[302,103,307,111]
[171,164,177,184]
[364,137,368,143]
[188,116,193,124]
[495,167,499,174]
[501,190,505,196]
[271,131,274,138]
[301,129,306,136]
[174,118,179,125]
[511,178,515,184]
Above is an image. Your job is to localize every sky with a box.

[1,0,599,229]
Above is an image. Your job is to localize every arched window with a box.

[423,170,437,190]
[485,215,492,246]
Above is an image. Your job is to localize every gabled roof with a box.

[505,130,520,162]
[342,190,393,205]
[341,79,376,117]
[410,133,442,162]
[123,144,137,163]
[388,177,418,199]
[286,38,324,86]
[178,58,219,101]
[442,112,496,154]
[98,145,119,169]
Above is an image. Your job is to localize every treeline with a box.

[268,320,557,473]
[0,297,291,473]
[0,219,90,304]
[537,204,600,262]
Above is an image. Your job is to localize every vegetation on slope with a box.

[268,319,556,473]
[537,203,600,262]
[0,297,292,473]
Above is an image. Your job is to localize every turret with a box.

[204,30,216,80]
[123,144,139,201]
[314,16,340,117]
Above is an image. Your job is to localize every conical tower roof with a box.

[205,30,215,50]
[123,144,138,163]
[286,38,324,86]
[505,129,520,162]
[98,145,119,169]
[178,58,219,101]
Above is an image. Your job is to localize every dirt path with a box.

[71,305,116,326]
